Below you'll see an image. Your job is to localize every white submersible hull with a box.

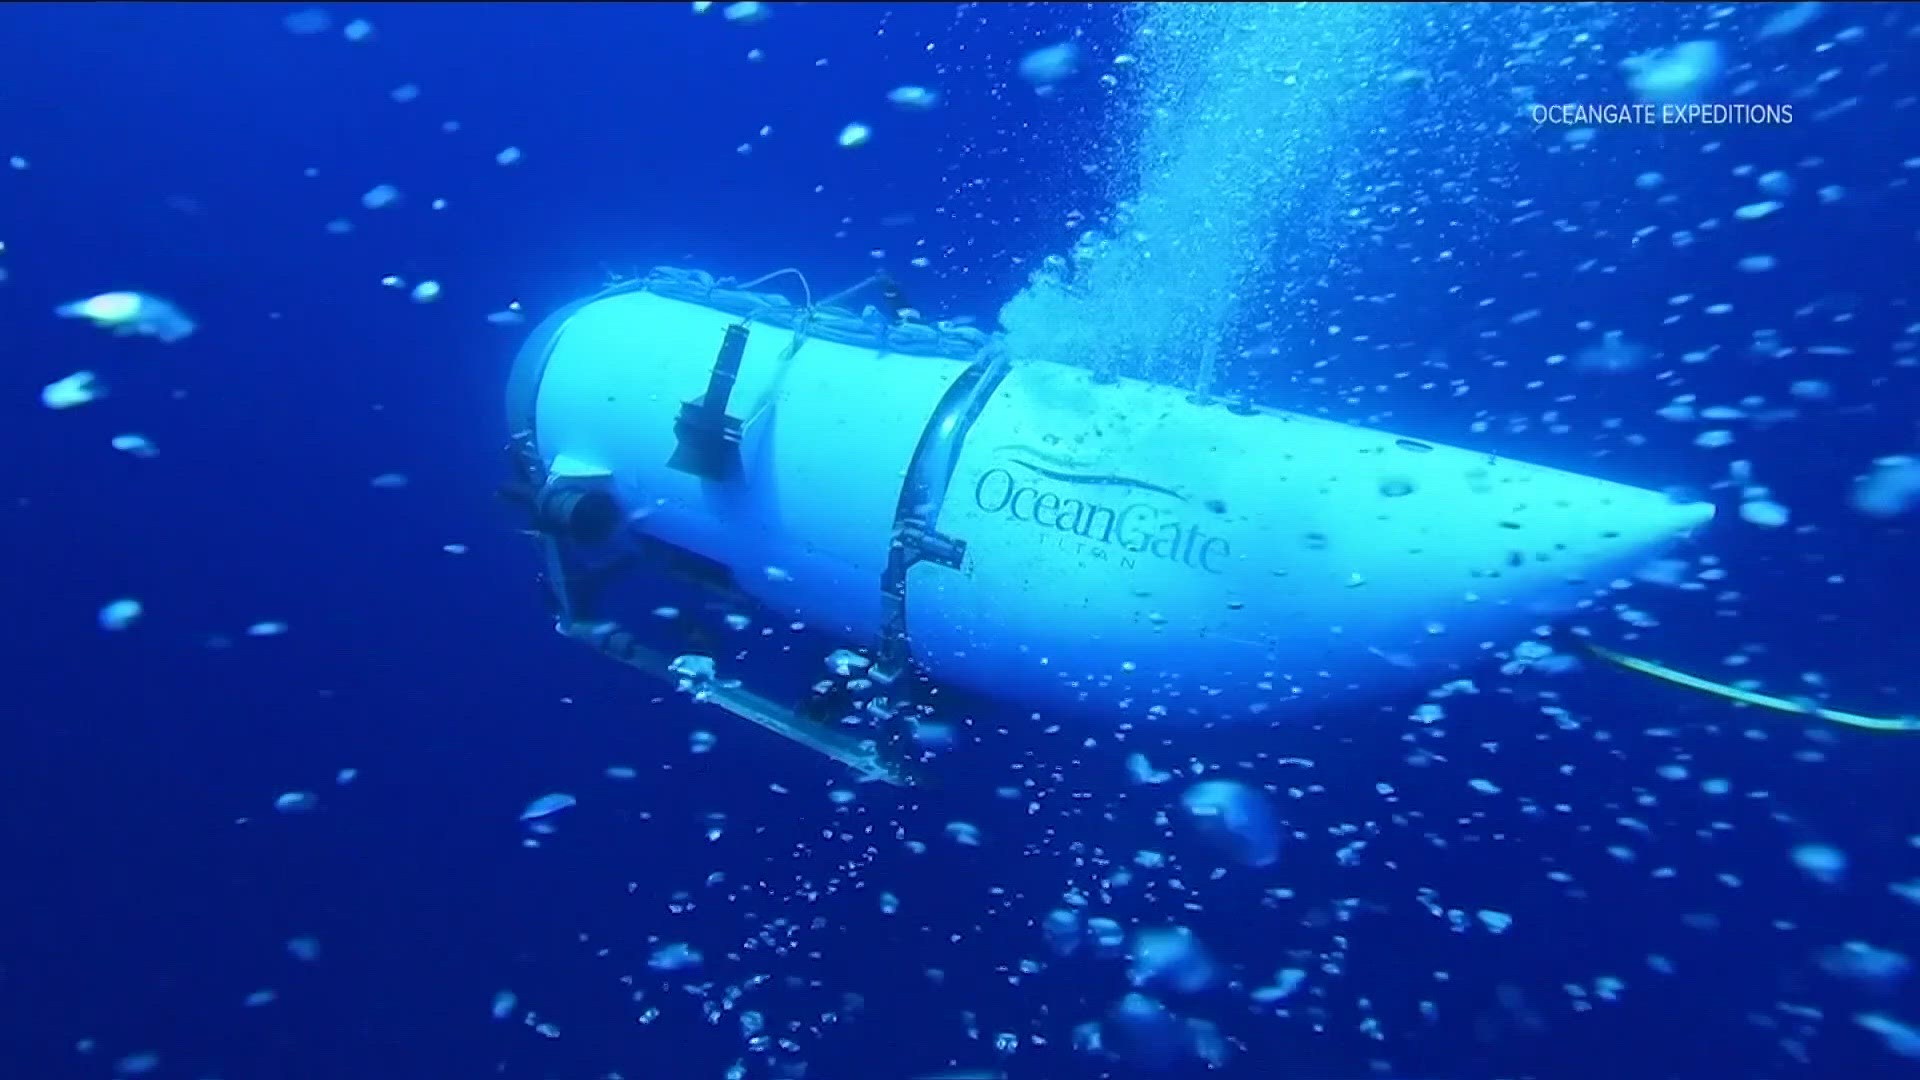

[501,268,1713,777]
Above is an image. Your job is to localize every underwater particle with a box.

[1622,40,1723,105]
[56,291,196,343]
[1853,457,1920,518]
[442,542,469,554]
[519,792,576,822]
[335,767,357,785]
[1574,331,1645,374]
[495,146,522,166]
[283,8,331,35]
[486,306,525,325]
[1179,779,1281,867]
[98,598,143,631]
[946,821,982,846]
[886,85,941,110]
[410,280,441,303]
[1468,778,1502,795]
[342,17,374,43]
[285,935,321,962]
[1126,752,1172,785]
[42,371,103,409]
[837,122,871,148]
[604,765,638,780]
[721,1,769,24]
[1019,42,1080,86]
[1128,926,1216,994]
[1477,910,1514,934]
[369,472,409,489]
[1737,254,1777,273]
[274,790,318,814]
[1043,908,1083,956]
[1759,2,1826,39]
[1635,171,1665,190]
[689,730,717,754]
[1757,169,1795,197]
[1819,942,1912,989]
[1792,842,1847,884]
[389,83,420,103]
[361,184,400,210]
[243,988,278,1007]
[247,621,290,637]
[1739,500,1790,528]
[1856,1013,1920,1060]
[113,1051,161,1075]
[111,434,158,458]
[324,218,353,235]
[490,989,518,1020]
[1734,200,1782,221]
[648,942,703,970]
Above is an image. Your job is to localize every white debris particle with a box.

[285,935,321,962]
[1737,254,1777,273]
[1793,842,1847,884]
[605,765,637,780]
[490,989,518,1020]
[886,85,941,110]
[1468,778,1502,795]
[689,730,717,754]
[369,472,409,489]
[1477,910,1514,934]
[1019,42,1080,87]
[519,793,576,821]
[247,621,290,637]
[946,821,982,846]
[243,989,278,1007]
[274,791,317,814]
[361,184,400,210]
[56,291,195,342]
[1738,500,1790,528]
[283,8,330,35]
[410,280,441,303]
[442,543,469,554]
[98,598,143,631]
[495,146,522,166]
[837,122,871,148]
[114,1051,161,1075]
[486,306,525,326]
[648,942,703,970]
[342,18,374,43]
[111,434,158,458]
[1734,200,1782,221]
[1854,457,1920,518]
[390,83,420,103]
[1694,430,1735,449]
[721,1,769,24]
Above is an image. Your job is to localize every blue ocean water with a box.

[4,3,1919,1079]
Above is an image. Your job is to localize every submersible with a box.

[498,266,1717,783]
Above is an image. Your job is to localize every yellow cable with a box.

[1585,643,1920,733]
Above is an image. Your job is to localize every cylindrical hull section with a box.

[907,359,1713,719]
[531,289,969,640]
[520,279,1715,724]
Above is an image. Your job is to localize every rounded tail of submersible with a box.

[497,265,1727,783]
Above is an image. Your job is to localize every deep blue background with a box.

[3,4,1918,1079]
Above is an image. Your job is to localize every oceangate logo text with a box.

[971,465,1229,574]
